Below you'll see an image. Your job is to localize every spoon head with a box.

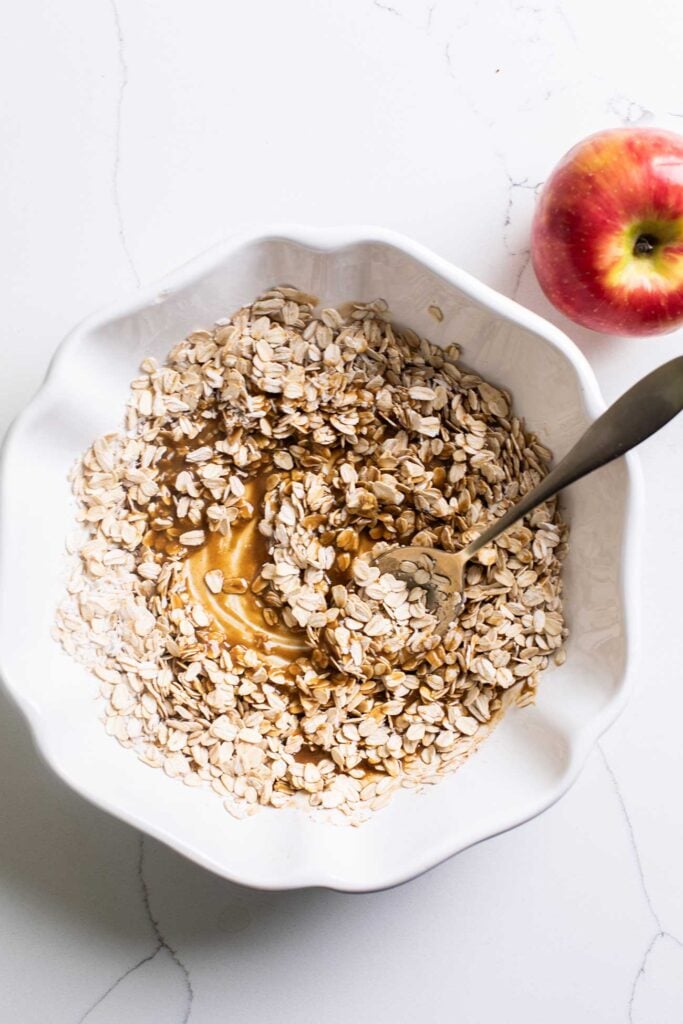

[372,545,464,634]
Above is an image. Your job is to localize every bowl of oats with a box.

[0,227,639,891]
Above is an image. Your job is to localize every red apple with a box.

[531,127,683,336]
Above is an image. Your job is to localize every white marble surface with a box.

[1,1,682,1020]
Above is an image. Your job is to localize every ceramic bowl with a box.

[0,226,640,892]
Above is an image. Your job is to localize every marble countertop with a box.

[2,1,682,1021]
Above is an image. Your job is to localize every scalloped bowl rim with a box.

[0,225,642,891]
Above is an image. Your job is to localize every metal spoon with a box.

[374,354,683,631]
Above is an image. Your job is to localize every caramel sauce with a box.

[144,420,228,556]
[184,480,307,661]
[149,433,374,679]
[142,422,394,781]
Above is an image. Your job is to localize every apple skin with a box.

[531,128,683,336]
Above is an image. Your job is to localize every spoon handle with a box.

[463,354,683,560]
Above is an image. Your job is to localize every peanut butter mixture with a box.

[55,288,567,820]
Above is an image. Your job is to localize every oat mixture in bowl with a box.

[55,287,568,822]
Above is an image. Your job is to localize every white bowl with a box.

[0,226,640,892]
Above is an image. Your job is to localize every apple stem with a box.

[633,233,658,256]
